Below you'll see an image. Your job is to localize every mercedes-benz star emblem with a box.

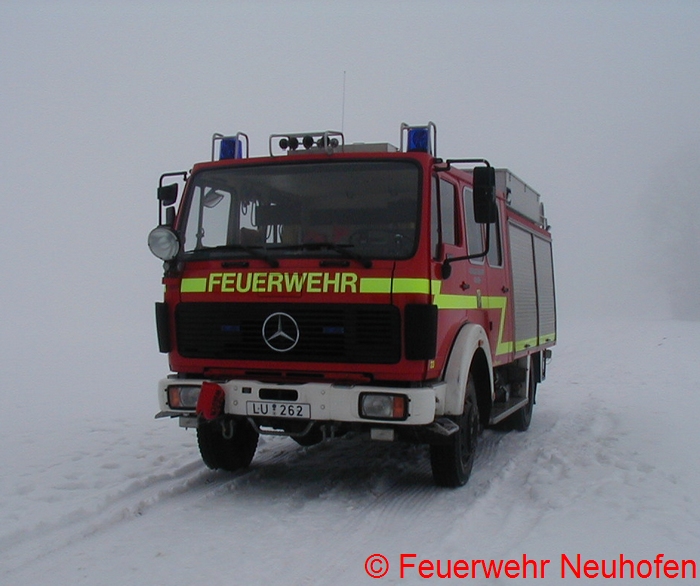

[262,312,300,352]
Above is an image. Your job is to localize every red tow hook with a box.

[196,382,226,421]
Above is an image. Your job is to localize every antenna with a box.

[341,70,346,134]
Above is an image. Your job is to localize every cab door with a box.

[431,175,470,370]
[462,186,510,365]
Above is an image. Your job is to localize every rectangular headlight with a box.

[359,393,408,420]
[167,385,201,410]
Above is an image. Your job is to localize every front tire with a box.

[430,374,480,487]
[197,416,259,472]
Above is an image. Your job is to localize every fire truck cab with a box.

[149,123,556,487]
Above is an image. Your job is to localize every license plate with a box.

[246,401,311,419]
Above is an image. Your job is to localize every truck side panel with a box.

[533,236,556,345]
[508,221,556,354]
[509,223,539,352]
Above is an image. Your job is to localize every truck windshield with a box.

[179,160,421,261]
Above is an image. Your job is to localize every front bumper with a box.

[157,377,446,426]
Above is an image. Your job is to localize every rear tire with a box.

[430,374,480,487]
[503,363,537,432]
[197,417,259,472]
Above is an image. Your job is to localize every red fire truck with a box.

[149,123,556,487]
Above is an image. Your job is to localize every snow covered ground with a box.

[2,317,699,585]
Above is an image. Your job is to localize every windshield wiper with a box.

[270,243,372,268]
[191,244,279,268]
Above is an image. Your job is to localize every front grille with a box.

[175,302,401,364]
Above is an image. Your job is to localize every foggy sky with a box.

[1,1,699,419]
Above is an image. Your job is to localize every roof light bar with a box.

[269,130,344,156]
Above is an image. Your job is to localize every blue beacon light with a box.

[219,137,243,160]
[407,127,430,153]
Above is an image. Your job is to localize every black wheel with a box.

[430,374,480,487]
[503,364,537,432]
[197,417,259,472]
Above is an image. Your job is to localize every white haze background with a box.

[1,1,699,583]
[1,0,698,418]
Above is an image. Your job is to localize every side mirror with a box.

[158,183,178,207]
[473,166,496,224]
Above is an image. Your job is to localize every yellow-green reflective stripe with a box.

[359,277,432,294]
[515,336,539,352]
[359,278,391,294]
[482,296,510,356]
[430,290,513,356]
[392,278,431,294]
[515,334,556,351]
[181,278,207,293]
[433,294,478,310]
[497,341,514,355]
[481,296,507,310]
[431,293,513,356]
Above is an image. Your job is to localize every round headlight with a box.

[148,226,180,261]
[179,386,201,408]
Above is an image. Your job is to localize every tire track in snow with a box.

[192,423,540,536]
[439,392,700,560]
[441,402,623,552]
[1,458,210,575]
[1,432,304,577]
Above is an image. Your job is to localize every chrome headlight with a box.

[148,226,180,261]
